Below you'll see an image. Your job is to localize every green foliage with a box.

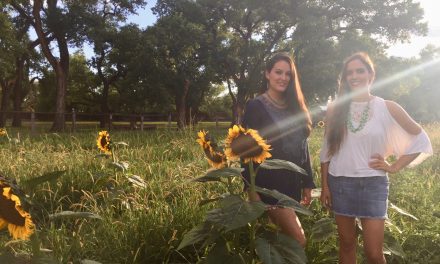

[194,167,243,182]
[255,187,312,216]
[0,124,437,263]
[179,128,314,263]
[310,218,336,242]
[258,159,307,175]
[255,231,307,264]
[48,211,102,220]
[21,170,66,192]
[68,52,100,112]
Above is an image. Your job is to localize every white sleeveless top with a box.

[320,96,433,177]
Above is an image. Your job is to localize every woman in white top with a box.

[320,52,432,264]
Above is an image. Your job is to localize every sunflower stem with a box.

[111,147,117,164]
[227,177,234,194]
[249,162,256,198]
[248,162,257,257]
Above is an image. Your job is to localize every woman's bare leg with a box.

[335,215,357,264]
[267,207,306,247]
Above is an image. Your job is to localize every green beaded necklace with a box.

[347,101,370,133]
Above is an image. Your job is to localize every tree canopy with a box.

[1,0,438,129]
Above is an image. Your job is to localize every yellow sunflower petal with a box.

[206,150,227,169]
[96,131,111,154]
[197,130,227,168]
[0,218,8,229]
[224,125,271,164]
[196,130,209,148]
[1,187,35,240]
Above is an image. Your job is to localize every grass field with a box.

[0,123,438,263]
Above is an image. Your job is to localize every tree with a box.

[114,27,173,115]
[155,0,427,124]
[85,1,147,127]
[407,45,440,121]
[149,4,217,128]
[67,52,100,113]
[0,5,40,127]
[9,0,147,131]
[0,6,18,127]
[10,0,76,131]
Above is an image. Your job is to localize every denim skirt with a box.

[328,174,389,219]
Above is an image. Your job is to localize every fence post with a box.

[109,113,113,131]
[71,108,76,133]
[31,111,35,135]
[168,113,172,128]
[189,107,192,130]
[140,115,144,131]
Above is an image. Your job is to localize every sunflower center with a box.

[0,192,25,226]
[100,137,108,147]
[230,134,263,159]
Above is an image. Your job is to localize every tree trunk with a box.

[31,0,69,132]
[12,57,25,127]
[231,97,245,125]
[129,114,137,130]
[176,79,190,129]
[51,64,67,131]
[0,80,14,127]
[99,81,110,128]
[228,79,247,125]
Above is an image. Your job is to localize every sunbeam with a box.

[254,56,440,147]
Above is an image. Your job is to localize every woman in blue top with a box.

[241,52,316,247]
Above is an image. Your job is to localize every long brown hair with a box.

[326,52,375,156]
[261,52,312,135]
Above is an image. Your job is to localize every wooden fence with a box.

[0,109,232,133]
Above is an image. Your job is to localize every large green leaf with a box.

[310,218,336,242]
[206,195,266,232]
[259,159,307,175]
[205,238,244,264]
[255,230,307,264]
[255,187,312,216]
[49,211,102,220]
[177,223,214,250]
[22,170,66,189]
[193,168,243,182]
[389,202,418,220]
[383,230,405,258]
[111,161,129,171]
[127,175,147,188]
[113,141,129,147]
[199,195,226,206]
[385,220,402,234]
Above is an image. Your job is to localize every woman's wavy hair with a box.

[326,52,375,156]
[260,52,312,135]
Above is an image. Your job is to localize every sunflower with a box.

[196,130,211,150]
[0,128,7,137]
[97,131,111,154]
[0,183,35,240]
[224,125,271,164]
[196,130,227,169]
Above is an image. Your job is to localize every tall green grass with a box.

[0,124,438,263]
